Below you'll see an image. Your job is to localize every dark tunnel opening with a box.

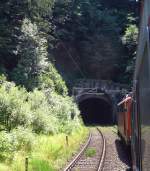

[79,97,113,125]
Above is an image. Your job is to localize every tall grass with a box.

[0,126,88,171]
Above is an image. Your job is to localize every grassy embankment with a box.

[0,126,88,171]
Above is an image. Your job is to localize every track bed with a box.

[63,127,131,171]
[63,128,105,171]
[101,127,131,171]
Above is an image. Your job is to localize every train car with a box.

[131,0,150,170]
[117,94,132,146]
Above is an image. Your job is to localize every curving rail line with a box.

[63,128,106,171]
[97,128,106,171]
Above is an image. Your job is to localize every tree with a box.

[12,18,48,90]
[0,0,28,71]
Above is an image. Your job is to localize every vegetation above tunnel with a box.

[0,0,138,87]
[52,0,139,85]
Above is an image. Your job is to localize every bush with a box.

[32,109,58,134]
[11,127,35,152]
[28,89,59,134]
[28,89,48,111]
[0,83,33,131]
[40,64,68,96]
[46,92,80,134]
[0,79,81,135]
[0,131,15,161]
[0,127,35,161]
[29,90,80,135]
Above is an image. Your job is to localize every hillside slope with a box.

[52,0,138,85]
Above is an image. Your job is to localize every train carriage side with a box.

[117,96,132,146]
[132,0,150,170]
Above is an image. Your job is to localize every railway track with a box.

[63,128,106,171]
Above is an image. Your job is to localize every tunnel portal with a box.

[78,97,113,125]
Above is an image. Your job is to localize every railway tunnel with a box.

[78,94,113,125]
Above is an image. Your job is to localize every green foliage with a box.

[0,0,84,170]
[0,79,80,135]
[121,24,138,83]
[28,127,88,171]
[51,0,138,82]
[0,127,35,161]
[0,80,82,167]
[7,127,88,171]
[11,127,35,152]
[0,83,32,131]
[39,63,68,96]
[10,17,68,94]
[85,148,96,158]
[0,0,138,85]
[28,0,55,18]
[11,18,48,90]
[0,74,6,84]
[32,110,57,135]
[122,24,138,54]
[0,131,15,161]
[28,89,59,134]
[0,0,28,71]
[29,159,54,171]
[45,91,80,134]
[53,0,119,40]
[0,0,55,72]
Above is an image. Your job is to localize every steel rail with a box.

[63,128,106,171]
[97,128,106,171]
[63,132,92,171]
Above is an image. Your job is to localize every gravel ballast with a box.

[101,127,131,171]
